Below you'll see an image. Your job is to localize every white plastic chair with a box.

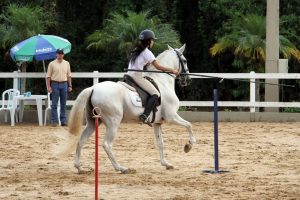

[44,93,60,125]
[0,89,20,126]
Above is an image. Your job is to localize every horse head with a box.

[168,44,192,87]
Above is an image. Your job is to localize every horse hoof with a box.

[121,168,136,174]
[184,143,192,153]
[77,166,94,174]
[78,169,93,175]
[166,165,174,170]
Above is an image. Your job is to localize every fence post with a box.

[93,71,99,85]
[250,71,256,113]
[13,71,19,90]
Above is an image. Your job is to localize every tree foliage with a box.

[85,10,181,72]
[210,14,300,72]
[0,4,56,49]
[0,0,300,102]
[86,11,181,55]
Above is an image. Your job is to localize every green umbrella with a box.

[10,34,71,71]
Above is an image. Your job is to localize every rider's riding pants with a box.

[130,74,160,97]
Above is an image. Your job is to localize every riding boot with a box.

[139,95,159,125]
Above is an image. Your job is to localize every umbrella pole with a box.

[43,60,46,73]
[43,60,48,91]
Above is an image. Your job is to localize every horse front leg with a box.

[153,123,174,169]
[171,114,196,153]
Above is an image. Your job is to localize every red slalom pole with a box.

[95,117,99,200]
[93,107,101,200]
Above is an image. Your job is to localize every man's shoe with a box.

[61,123,67,127]
[51,123,57,127]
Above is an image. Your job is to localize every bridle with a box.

[174,49,191,87]
[174,49,187,75]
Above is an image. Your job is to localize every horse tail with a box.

[55,87,93,157]
[68,87,93,135]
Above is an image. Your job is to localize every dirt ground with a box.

[0,122,299,200]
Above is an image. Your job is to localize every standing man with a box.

[46,49,72,127]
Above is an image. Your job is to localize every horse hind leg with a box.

[74,119,95,174]
[153,123,174,170]
[103,120,136,174]
[74,103,95,174]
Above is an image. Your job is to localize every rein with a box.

[125,49,294,88]
[124,69,295,88]
[179,73,295,88]
[124,69,176,78]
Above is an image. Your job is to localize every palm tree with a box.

[210,14,300,104]
[0,4,56,93]
[86,10,181,59]
[210,14,300,71]
[0,4,55,49]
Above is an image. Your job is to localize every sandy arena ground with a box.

[0,122,299,200]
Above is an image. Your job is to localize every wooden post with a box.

[265,0,279,112]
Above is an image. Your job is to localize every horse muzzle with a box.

[178,75,192,87]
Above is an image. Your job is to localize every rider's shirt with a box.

[127,48,155,77]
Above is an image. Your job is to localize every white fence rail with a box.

[1,70,300,112]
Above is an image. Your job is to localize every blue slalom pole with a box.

[203,88,229,174]
[213,89,219,172]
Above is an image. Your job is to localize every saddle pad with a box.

[128,90,143,107]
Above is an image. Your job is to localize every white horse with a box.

[65,44,196,174]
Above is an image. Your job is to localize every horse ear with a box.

[178,43,186,53]
[167,44,174,50]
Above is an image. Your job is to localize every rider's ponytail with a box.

[128,39,151,64]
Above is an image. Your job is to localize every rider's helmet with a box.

[138,29,157,40]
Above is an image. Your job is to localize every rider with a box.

[127,29,179,123]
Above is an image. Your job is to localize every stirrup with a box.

[139,114,147,121]
[139,114,152,127]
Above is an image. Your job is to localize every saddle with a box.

[122,74,161,123]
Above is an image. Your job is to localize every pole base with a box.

[202,169,229,174]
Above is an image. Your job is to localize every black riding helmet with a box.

[138,29,157,40]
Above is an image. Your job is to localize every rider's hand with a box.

[172,69,179,76]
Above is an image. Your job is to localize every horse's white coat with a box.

[66,44,196,173]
